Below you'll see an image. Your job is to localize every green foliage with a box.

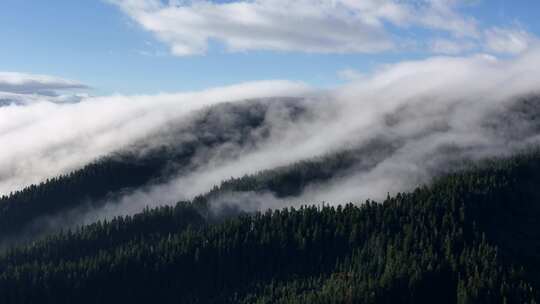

[3,152,540,303]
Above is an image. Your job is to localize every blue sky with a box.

[0,0,539,95]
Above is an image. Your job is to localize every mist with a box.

[3,47,540,235]
[0,80,311,195]
[66,46,540,224]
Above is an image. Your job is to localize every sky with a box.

[2,0,540,222]
[0,0,539,96]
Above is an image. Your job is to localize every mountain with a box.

[2,95,540,303]
[0,98,311,246]
[2,151,540,303]
[3,95,540,248]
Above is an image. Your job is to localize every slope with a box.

[2,151,540,303]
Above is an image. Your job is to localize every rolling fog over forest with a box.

[2,1,540,303]
[2,49,540,229]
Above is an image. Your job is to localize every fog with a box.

[2,47,540,231]
[0,80,311,195]
[75,46,540,222]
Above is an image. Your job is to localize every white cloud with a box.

[0,80,311,194]
[108,0,479,56]
[80,46,540,222]
[484,26,537,54]
[0,72,88,96]
[429,38,476,54]
[4,47,540,232]
[338,68,365,81]
[415,0,479,38]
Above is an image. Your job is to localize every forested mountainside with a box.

[2,96,540,303]
[3,95,540,247]
[0,139,397,248]
[2,151,540,303]
[5,0,540,302]
[0,98,311,244]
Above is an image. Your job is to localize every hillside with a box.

[3,95,540,248]
[0,95,539,303]
[0,98,312,245]
[2,151,540,303]
[4,2,540,303]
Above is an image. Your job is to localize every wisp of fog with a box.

[2,47,540,230]
[0,80,311,195]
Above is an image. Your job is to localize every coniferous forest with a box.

[2,145,540,303]
[1,95,540,304]
[6,1,540,303]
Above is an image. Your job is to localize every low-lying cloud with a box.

[0,80,311,195]
[76,45,540,223]
[0,72,90,107]
[0,72,88,96]
[2,46,540,238]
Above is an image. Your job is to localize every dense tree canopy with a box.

[2,151,540,303]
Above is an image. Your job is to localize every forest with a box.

[1,146,540,302]
[1,97,540,303]
[4,1,540,302]
[0,98,312,246]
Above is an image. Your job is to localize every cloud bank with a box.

[109,0,478,56]
[3,46,540,237]
[74,45,540,223]
[0,72,87,96]
[108,0,540,57]
[0,72,90,107]
[0,80,311,195]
